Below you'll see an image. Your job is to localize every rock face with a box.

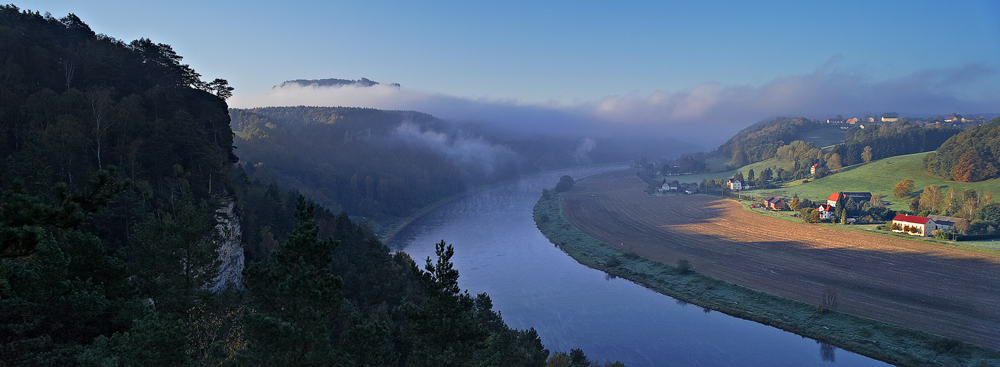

[211,196,244,292]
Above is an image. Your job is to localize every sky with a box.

[14,0,1000,147]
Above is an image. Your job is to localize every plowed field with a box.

[562,170,1000,348]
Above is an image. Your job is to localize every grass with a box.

[790,125,847,149]
[534,189,1000,367]
[668,158,796,186]
[740,152,1000,212]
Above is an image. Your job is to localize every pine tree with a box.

[241,196,343,366]
[402,240,488,367]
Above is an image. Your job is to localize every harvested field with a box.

[562,170,1000,348]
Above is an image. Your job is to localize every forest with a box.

[0,6,607,366]
[715,116,821,167]
[922,117,1000,182]
[830,123,961,167]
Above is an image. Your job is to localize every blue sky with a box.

[15,0,1000,146]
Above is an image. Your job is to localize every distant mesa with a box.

[275,77,401,89]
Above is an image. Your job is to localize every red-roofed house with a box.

[827,193,840,206]
[811,164,821,175]
[891,214,938,236]
[816,204,834,219]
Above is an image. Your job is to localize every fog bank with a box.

[229,63,1000,149]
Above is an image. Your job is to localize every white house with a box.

[727,179,742,190]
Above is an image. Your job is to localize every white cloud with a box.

[228,63,1000,148]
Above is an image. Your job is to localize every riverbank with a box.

[533,182,1000,366]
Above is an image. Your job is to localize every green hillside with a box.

[790,125,845,149]
[747,152,1000,211]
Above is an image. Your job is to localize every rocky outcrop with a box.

[211,196,244,292]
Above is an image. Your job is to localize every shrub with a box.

[677,259,692,274]
[554,175,575,192]
[605,255,621,267]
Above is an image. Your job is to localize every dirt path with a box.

[562,170,1000,348]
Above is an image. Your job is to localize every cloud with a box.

[390,121,518,177]
[229,63,1000,148]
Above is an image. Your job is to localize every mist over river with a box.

[387,167,890,367]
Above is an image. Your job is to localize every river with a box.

[387,167,891,367]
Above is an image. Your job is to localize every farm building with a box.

[827,192,873,207]
[927,215,963,231]
[763,196,786,210]
[659,183,678,192]
[727,179,742,190]
[816,204,834,219]
[685,187,699,194]
[891,214,952,236]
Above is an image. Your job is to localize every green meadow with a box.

[721,152,1000,212]
[790,125,847,149]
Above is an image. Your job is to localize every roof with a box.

[828,192,872,202]
[893,214,931,225]
[928,215,962,226]
[817,204,833,211]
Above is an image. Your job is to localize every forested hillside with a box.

[923,117,1000,182]
[832,123,960,167]
[715,116,962,178]
[715,117,822,167]
[0,6,565,366]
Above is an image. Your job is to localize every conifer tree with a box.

[241,196,343,366]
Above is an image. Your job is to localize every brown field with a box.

[562,170,1000,348]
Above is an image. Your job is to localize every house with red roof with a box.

[811,164,820,175]
[816,204,834,219]
[891,214,938,236]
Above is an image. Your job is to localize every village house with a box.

[658,182,678,192]
[891,214,937,236]
[845,117,859,124]
[684,187,699,194]
[816,204,835,219]
[827,192,873,207]
[810,164,820,175]
[881,112,899,122]
[727,179,742,190]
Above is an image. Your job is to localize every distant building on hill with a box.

[810,164,820,175]
[881,112,899,122]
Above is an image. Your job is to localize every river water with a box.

[387,167,891,367]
